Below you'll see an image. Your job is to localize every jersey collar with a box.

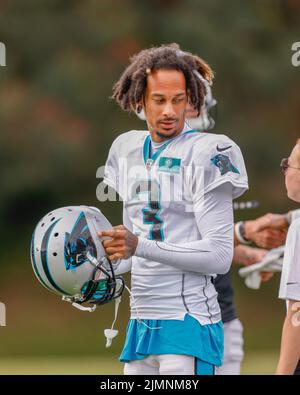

[143,123,198,165]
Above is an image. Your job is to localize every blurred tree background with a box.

[0,0,299,373]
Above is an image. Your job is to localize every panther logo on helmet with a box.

[64,211,97,271]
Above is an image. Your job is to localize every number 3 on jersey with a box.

[142,179,164,241]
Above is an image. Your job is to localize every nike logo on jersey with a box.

[217,145,232,152]
[287,282,299,286]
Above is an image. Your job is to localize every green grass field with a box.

[0,351,279,375]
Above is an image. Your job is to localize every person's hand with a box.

[233,245,274,282]
[246,228,287,249]
[233,245,268,266]
[244,213,288,249]
[99,225,138,261]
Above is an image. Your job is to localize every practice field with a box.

[0,351,278,375]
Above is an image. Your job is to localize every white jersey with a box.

[279,216,300,302]
[104,124,248,324]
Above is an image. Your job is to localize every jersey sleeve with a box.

[192,134,248,200]
[103,136,122,196]
[279,219,300,301]
[135,182,234,275]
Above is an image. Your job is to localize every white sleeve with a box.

[135,182,234,275]
[103,137,121,195]
[193,135,248,199]
[113,207,132,275]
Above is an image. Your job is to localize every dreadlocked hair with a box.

[111,43,214,116]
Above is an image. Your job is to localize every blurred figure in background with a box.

[275,140,300,375]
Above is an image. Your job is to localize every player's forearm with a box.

[276,301,300,375]
[135,236,233,275]
[135,183,234,274]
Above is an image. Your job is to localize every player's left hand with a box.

[99,225,138,262]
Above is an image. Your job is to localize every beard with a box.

[155,128,179,140]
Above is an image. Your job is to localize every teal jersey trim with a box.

[143,135,151,164]
[143,129,198,165]
[143,135,170,165]
[119,314,223,367]
[141,179,164,241]
[183,129,199,136]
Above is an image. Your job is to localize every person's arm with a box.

[101,183,234,274]
[112,208,133,276]
[101,134,250,274]
[276,220,300,374]
[134,182,234,275]
[276,300,300,375]
[234,213,288,248]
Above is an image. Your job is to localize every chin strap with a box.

[104,296,122,348]
[71,302,97,312]
[62,296,97,312]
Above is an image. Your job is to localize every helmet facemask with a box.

[80,252,124,306]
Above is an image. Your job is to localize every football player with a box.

[100,43,248,375]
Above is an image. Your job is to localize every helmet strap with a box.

[71,302,96,312]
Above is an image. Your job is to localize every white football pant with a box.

[124,354,213,375]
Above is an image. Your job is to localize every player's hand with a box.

[244,213,288,249]
[99,225,138,262]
